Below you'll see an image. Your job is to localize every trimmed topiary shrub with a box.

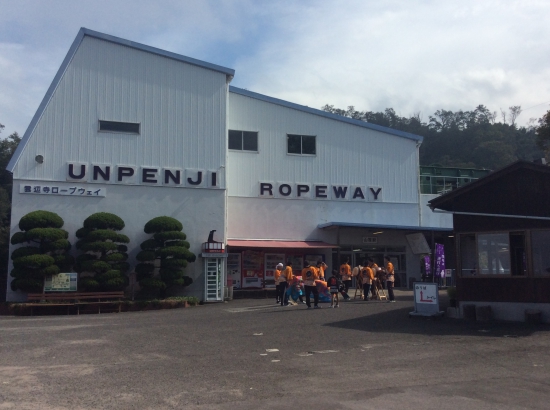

[10,210,74,292]
[136,216,195,297]
[75,212,129,291]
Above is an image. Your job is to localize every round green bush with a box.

[104,277,126,290]
[136,270,153,281]
[76,254,95,264]
[38,265,61,277]
[75,227,91,239]
[11,277,43,292]
[83,212,125,231]
[79,241,118,253]
[10,232,27,245]
[25,228,68,243]
[96,270,122,282]
[161,258,188,269]
[154,231,187,243]
[19,210,64,231]
[167,240,190,249]
[41,239,72,252]
[159,268,183,282]
[158,246,193,259]
[136,250,156,262]
[135,263,154,275]
[173,276,193,287]
[85,229,119,242]
[140,238,161,251]
[79,277,100,291]
[53,254,75,269]
[111,262,130,272]
[11,246,41,260]
[144,217,182,234]
[139,277,167,290]
[104,253,127,262]
[81,260,112,272]
[13,254,55,269]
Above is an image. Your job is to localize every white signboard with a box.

[410,282,442,317]
[20,184,106,197]
[405,233,431,255]
[44,273,78,292]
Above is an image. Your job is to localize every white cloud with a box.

[1,0,550,135]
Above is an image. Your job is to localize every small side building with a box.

[429,161,550,322]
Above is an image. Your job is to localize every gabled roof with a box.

[428,160,550,212]
[7,28,235,172]
[229,86,424,143]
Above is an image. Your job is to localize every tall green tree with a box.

[321,104,543,169]
[10,210,73,292]
[75,212,130,291]
[135,216,195,298]
[536,110,550,162]
[0,123,21,300]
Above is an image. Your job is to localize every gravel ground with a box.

[1,290,549,409]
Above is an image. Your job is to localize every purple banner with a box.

[435,243,446,278]
[424,255,431,276]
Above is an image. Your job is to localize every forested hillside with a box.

[0,123,20,301]
[321,104,545,170]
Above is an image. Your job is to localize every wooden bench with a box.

[26,292,125,315]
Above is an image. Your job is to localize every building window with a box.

[460,232,526,277]
[99,120,140,134]
[532,230,550,276]
[477,233,510,275]
[228,130,258,152]
[287,134,316,155]
[459,234,477,276]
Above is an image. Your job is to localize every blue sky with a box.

[1,0,550,136]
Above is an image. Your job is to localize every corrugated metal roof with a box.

[229,86,424,143]
[317,222,452,231]
[7,27,235,173]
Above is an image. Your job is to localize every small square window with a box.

[287,134,316,155]
[99,120,140,134]
[228,130,258,152]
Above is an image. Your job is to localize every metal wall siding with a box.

[13,36,227,181]
[227,93,419,203]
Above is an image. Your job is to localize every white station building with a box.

[6,28,452,302]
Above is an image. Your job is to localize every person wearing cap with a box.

[302,261,321,309]
[274,263,285,304]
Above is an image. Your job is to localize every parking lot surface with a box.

[1,290,549,409]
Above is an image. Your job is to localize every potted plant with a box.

[447,286,457,307]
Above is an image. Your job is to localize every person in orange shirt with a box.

[339,258,352,292]
[368,258,381,299]
[384,256,396,303]
[302,261,321,309]
[317,261,328,280]
[279,261,293,306]
[361,262,374,301]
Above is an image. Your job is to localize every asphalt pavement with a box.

[1,290,549,409]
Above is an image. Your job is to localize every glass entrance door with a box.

[205,258,223,301]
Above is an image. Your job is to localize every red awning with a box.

[227,240,337,249]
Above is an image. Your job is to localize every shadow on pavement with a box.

[322,306,550,338]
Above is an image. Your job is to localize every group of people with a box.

[343,256,396,303]
[273,256,396,309]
